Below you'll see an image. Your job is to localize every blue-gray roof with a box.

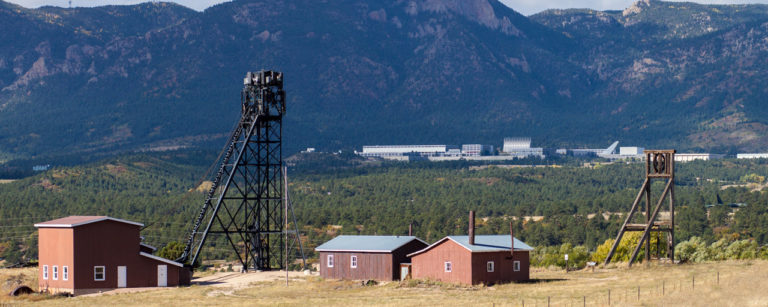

[315,235,427,252]
[448,235,533,252]
[408,235,533,257]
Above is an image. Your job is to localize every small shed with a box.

[408,235,533,285]
[315,235,428,281]
[35,216,191,295]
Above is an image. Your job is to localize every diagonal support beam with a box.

[628,179,673,267]
[604,178,649,265]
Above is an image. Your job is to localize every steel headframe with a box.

[179,70,289,271]
[604,150,676,267]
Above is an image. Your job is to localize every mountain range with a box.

[3,0,768,159]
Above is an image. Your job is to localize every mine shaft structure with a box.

[604,150,676,267]
[178,70,305,271]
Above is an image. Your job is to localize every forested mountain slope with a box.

[4,0,768,158]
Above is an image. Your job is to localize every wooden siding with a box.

[410,238,531,285]
[319,251,393,280]
[38,227,75,294]
[38,219,187,295]
[390,240,429,280]
[471,251,530,285]
[410,239,473,284]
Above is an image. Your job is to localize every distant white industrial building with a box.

[461,144,494,156]
[737,153,768,159]
[360,145,454,158]
[502,137,544,158]
[619,147,644,156]
[674,153,724,162]
[571,141,619,158]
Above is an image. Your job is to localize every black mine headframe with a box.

[604,150,676,267]
[177,70,305,271]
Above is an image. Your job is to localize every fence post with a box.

[547,296,550,307]
[662,280,665,295]
[692,275,695,291]
[717,271,719,285]
[637,286,640,300]
[608,289,611,306]
[583,296,585,307]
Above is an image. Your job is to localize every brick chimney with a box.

[408,223,413,236]
[469,211,475,245]
[509,221,515,257]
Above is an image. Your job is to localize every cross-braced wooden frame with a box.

[604,150,675,267]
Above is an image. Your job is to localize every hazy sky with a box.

[6,0,768,15]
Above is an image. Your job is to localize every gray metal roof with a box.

[315,235,426,252]
[408,235,533,257]
[448,235,534,252]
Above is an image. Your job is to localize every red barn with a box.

[315,235,428,281]
[408,235,533,285]
[35,216,191,295]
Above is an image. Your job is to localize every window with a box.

[513,261,521,272]
[444,262,452,272]
[53,266,58,280]
[63,266,69,281]
[327,255,334,268]
[94,266,105,281]
[350,255,358,268]
[487,261,495,272]
[43,265,49,280]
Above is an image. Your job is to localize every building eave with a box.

[139,252,183,267]
[34,217,144,228]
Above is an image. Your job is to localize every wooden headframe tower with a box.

[604,150,675,267]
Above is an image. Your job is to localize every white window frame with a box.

[53,265,59,280]
[43,265,49,280]
[327,255,334,268]
[350,255,358,268]
[444,261,452,272]
[94,266,106,281]
[514,261,521,272]
[63,266,69,281]
[487,261,495,272]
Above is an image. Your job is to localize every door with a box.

[117,266,127,288]
[157,265,167,287]
[400,266,409,281]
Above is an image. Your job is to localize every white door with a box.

[400,266,409,281]
[117,266,127,288]
[157,265,167,287]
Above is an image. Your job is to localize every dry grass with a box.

[3,261,768,306]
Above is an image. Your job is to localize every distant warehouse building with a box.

[674,153,724,162]
[620,147,644,156]
[315,236,428,281]
[502,137,544,158]
[359,145,457,159]
[36,216,190,296]
[461,144,494,156]
[737,153,768,159]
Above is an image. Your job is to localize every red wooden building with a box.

[315,235,427,281]
[408,234,533,285]
[35,216,191,295]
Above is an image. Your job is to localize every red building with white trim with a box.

[407,235,532,285]
[35,216,190,295]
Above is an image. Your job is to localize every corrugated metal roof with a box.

[34,216,143,228]
[407,235,533,257]
[448,235,534,252]
[315,235,426,252]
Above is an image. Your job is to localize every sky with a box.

[5,0,768,16]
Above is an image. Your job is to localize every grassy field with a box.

[2,261,767,306]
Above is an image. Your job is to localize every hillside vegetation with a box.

[3,151,768,268]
